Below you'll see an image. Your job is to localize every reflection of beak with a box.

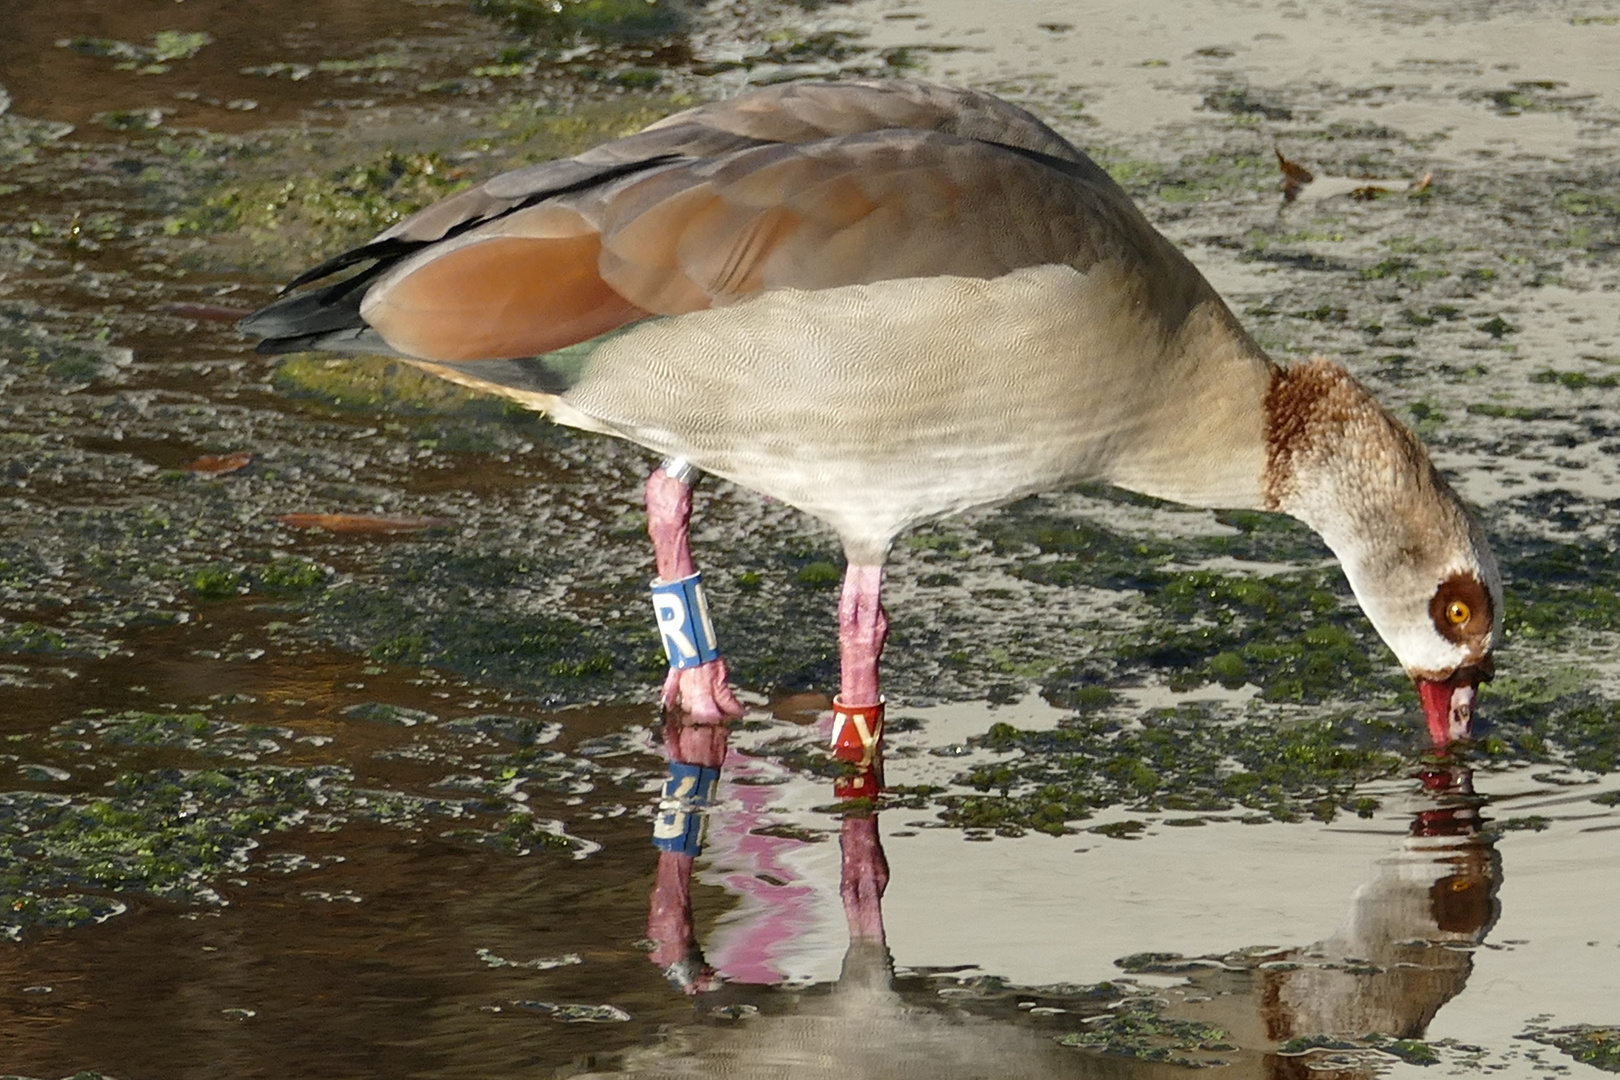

[1416,677,1477,748]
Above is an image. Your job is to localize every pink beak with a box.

[1416,677,1477,749]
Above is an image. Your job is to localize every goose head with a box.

[1265,359,1502,747]
[1339,506,1501,747]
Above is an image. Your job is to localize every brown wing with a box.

[381,79,1086,245]
[358,130,1162,362]
[593,130,1135,308]
[631,79,1086,163]
[245,81,1142,364]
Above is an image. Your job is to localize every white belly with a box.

[562,263,1266,560]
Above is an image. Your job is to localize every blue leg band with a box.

[652,762,721,856]
[651,572,721,669]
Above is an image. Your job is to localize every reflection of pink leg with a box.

[645,713,730,994]
[647,852,715,994]
[840,814,889,943]
[646,466,742,719]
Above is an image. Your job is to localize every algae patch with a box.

[1,693,626,940]
[57,31,213,75]
[1059,1000,1234,1066]
[1521,1024,1620,1073]
[944,707,1404,836]
[473,0,689,43]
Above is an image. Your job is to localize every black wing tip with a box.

[253,336,310,356]
[280,237,415,293]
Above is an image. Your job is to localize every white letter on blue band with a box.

[650,572,720,669]
[652,762,721,856]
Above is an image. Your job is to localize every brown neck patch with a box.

[1261,357,1432,513]
[1262,358,1355,511]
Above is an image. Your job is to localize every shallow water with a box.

[2,1,1619,1077]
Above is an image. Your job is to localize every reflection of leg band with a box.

[652,762,721,856]
[651,572,721,669]
[833,766,880,801]
[830,697,885,768]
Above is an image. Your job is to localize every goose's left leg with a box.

[646,461,743,720]
[830,562,887,798]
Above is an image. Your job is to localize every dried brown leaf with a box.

[1276,147,1315,203]
[276,513,454,534]
[184,451,255,474]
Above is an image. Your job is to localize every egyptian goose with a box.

[242,78,1501,752]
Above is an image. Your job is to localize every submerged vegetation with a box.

[471,0,690,43]
[945,708,1404,835]
[2,701,618,939]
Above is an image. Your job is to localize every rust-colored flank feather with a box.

[363,229,649,362]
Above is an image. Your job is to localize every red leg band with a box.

[830,697,884,767]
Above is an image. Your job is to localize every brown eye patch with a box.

[1430,572,1492,644]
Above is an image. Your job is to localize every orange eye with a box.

[1446,600,1471,626]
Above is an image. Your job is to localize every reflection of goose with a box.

[1260,768,1499,1043]
[586,939,1124,1080]
[628,714,1122,1078]
[625,725,1500,1077]
[243,78,1501,751]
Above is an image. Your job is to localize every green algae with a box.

[189,565,245,599]
[791,560,842,589]
[1123,569,1383,701]
[0,766,335,935]
[1530,369,1620,391]
[943,707,1404,836]
[1059,999,1234,1065]
[0,619,118,660]
[313,547,655,700]
[0,620,72,655]
[1279,1033,1440,1065]
[164,147,470,262]
[1,303,131,385]
[58,31,213,75]
[0,662,629,940]
[1479,691,1620,775]
[258,556,328,592]
[272,354,514,419]
[473,0,688,43]
[1523,1025,1620,1073]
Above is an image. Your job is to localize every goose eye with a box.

[1446,600,1471,626]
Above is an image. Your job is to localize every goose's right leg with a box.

[646,461,743,720]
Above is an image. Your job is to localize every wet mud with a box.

[2,0,1619,1077]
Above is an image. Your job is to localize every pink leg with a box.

[838,563,888,705]
[830,563,888,785]
[646,465,743,720]
[839,813,889,943]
